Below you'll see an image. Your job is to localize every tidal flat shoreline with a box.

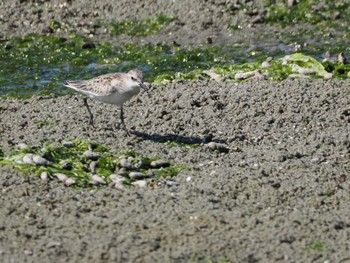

[1,1,350,262]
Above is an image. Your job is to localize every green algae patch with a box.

[307,241,329,252]
[165,141,201,149]
[265,0,350,26]
[0,140,183,189]
[110,15,175,36]
[1,32,350,99]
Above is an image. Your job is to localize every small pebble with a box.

[207,142,229,153]
[119,158,133,169]
[40,171,48,181]
[133,159,144,169]
[291,64,316,75]
[23,154,50,166]
[55,173,68,182]
[65,178,76,186]
[261,57,273,68]
[46,241,61,248]
[61,161,73,170]
[165,180,179,186]
[90,174,106,185]
[17,143,29,150]
[150,160,170,168]
[129,172,150,180]
[89,161,98,174]
[116,168,127,176]
[22,154,36,165]
[323,72,333,80]
[132,180,148,188]
[186,176,192,182]
[338,52,347,64]
[62,141,75,148]
[110,174,126,183]
[114,182,126,190]
[203,70,222,81]
[83,151,101,161]
[32,155,51,166]
[235,70,257,81]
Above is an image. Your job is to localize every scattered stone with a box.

[322,51,331,62]
[203,70,222,81]
[207,142,229,153]
[116,168,127,176]
[65,178,76,186]
[62,141,75,148]
[23,154,50,166]
[114,182,126,190]
[133,159,144,169]
[55,173,68,182]
[235,70,259,81]
[46,241,61,248]
[165,180,179,186]
[150,160,170,168]
[40,171,48,181]
[129,172,150,180]
[338,52,347,64]
[287,0,296,7]
[261,57,272,68]
[89,161,98,174]
[61,161,73,170]
[83,151,101,161]
[16,143,29,150]
[186,176,192,182]
[23,250,33,255]
[131,180,148,187]
[292,65,316,75]
[22,154,36,165]
[323,72,333,80]
[110,174,126,183]
[119,157,133,169]
[90,174,106,185]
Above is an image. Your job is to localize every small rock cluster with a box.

[16,141,173,189]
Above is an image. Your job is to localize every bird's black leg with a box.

[118,106,130,136]
[83,97,95,128]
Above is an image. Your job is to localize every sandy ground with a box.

[1,1,350,263]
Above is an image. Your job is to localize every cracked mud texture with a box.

[1,0,350,263]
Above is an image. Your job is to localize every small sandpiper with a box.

[64,69,148,136]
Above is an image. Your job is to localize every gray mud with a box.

[1,1,350,263]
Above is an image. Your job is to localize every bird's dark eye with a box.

[131,76,137,81]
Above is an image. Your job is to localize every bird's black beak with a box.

[140,82,149,92]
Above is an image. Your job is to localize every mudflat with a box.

[1,1,350,262]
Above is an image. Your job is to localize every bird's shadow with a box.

[130,130,204,145]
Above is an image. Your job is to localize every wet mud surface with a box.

[1,1,350,263]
